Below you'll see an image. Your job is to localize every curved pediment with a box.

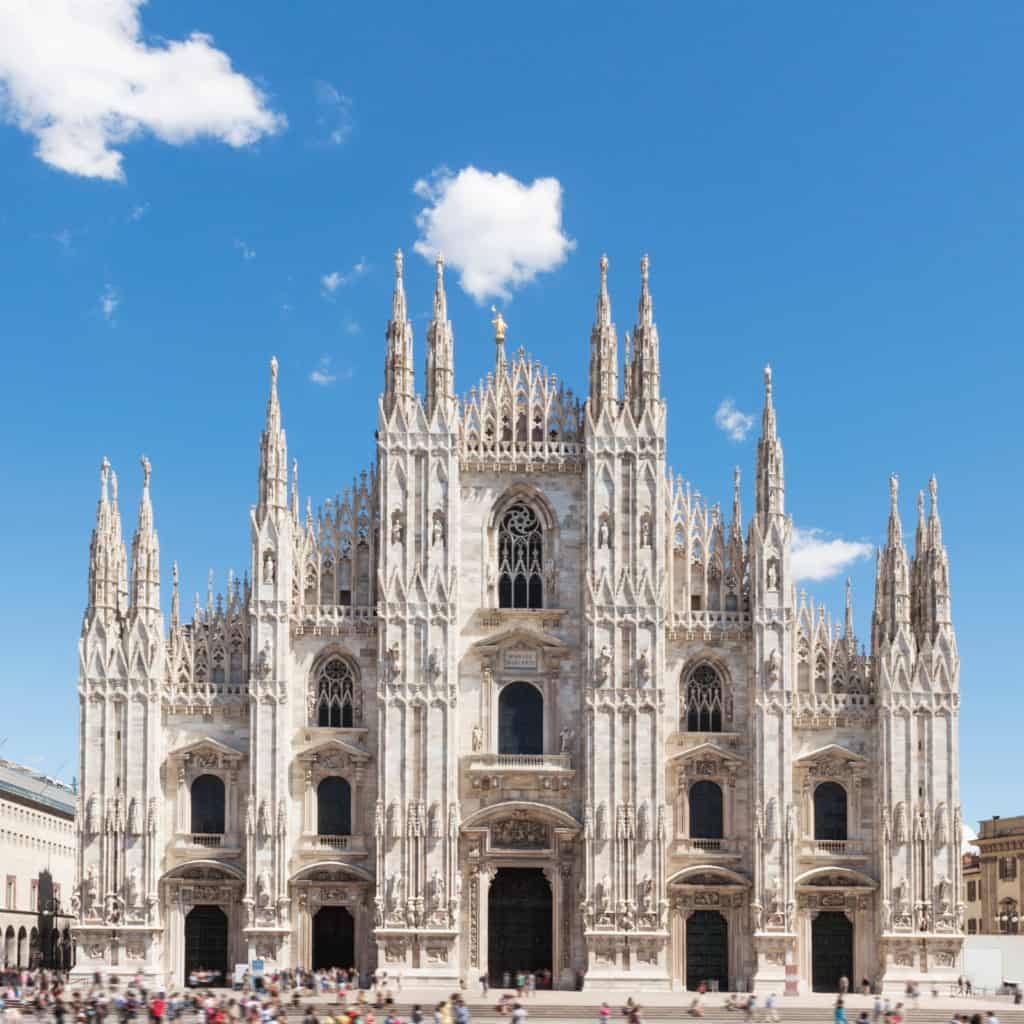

[162,860,244,882]
[461,800,580,833]
[667,864,750,888]
[290,861,373,883]
[794,743,868,766]
[796,866,877,888]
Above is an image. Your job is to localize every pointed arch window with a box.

[498,503,544,609]
[314,657,357,728]
[683,663,724,732]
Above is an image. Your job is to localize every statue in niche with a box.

[428,869,446,912]
[471,724,483,752]
[636,650,650,687]
[767,648,781,685]
[595,646,612,686]
[640,516,651,548]
[125,869,140,909]
[126,797,139,836]
[639,874,654,914]
[597,875,611,915]
[894,803,907,845]
[938,877,953,916]
[767,559,778,590]
[426,648,442,683]
[390,512,404,545]
[595,803,608,841]
[598,517,610,549]
[263,549,276,584]
[559,726,573,754]
[767,876,783,919]
[387,873,404,914]
[383,643,400,684]
[81,867,97,918]
[432,516,444,547]
[256,872,271,909]
[104,892,124,925]
[894,878,911,917]
[257,800,269,840]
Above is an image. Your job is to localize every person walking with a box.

[835,998,848,1024]
[765,993,779,1024]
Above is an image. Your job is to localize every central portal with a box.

[812,911,853,992]
[184,905,228,986]
[488,867,552,984]
[313,906,355,970]
[686,910,728,992]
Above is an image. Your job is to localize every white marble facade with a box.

[71,253,964,992]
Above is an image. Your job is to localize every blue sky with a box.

[0,1,1019,834]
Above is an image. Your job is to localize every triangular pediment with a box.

[298,736,371,763]
[794,742,868,766]
[669,741,745,765]
[472,625,568,653]
[171,737,246,762]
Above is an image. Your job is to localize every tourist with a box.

[835,998,847,1024]
[511,1003,527,1024]
[765,993,779,1024]
[986,1013,1000,1024]
[599,1003,611,1024]
[857,1013,870,1024]
[479,976,488,997]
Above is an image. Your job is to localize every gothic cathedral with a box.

[71,253,963,992]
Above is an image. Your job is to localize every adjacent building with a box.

[962,818,1024,935]
[0,758,76,968]
[71,253,964,992]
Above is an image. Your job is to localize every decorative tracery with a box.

[498,503,544,609]
[313,657,357,728]
[683,663,725,732]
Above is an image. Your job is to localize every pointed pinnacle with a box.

[433,252,447,321]
[638,254,652,325]
[596,254,611,327]
[391,248,407,322]
[929,474,938,516]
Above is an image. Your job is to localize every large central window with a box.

[498,681,543,755]
[498,503,544,609]
[683,664,724,732]
[314,657,356,728]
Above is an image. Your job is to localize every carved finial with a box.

[734,465,741,496]
[435,251,444,280]
[140,454,151,488]
[929,473,938,513]
[764,363,773,397]
[889,473,899,508]
[491,306,507,342]
[172,561,179,586]
[595,253,612,327]
[100,457,110,499]
[395,248,403,280]
[270,355,278,384]
[600,252,609,278]
[110,469,119,506]
[640,253,649,284]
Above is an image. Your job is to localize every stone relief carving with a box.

[491,814,548,849]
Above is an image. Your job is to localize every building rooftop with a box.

[978,815,1024,840]
[0,757,76,818]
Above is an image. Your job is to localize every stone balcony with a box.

[295,833,369,860]
[799,838,868,861]
[672,836,742,860]
[465,752,575,793]
[168,833,242,864]
[291,604,378,636]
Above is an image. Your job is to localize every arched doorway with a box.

[312,906,355,970]
[686,910,728,991]
[488,868,552,984]
[16,927,26,967]
[184,905,228,985]
[812,911,853,992]
[498,682,543,755]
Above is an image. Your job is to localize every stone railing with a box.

[794,693,875,720]
[318,835,350,850]
[190,833,223,848]
[292,605,377,632]
[801,839,867,858]
[674,836,739,855]
[469,753,573,771]
[668,610,752,634]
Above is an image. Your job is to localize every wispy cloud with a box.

[309,354,353,386]
[0,0,285,181]
[714,398,754,442]
[313,80,353,146]
[791,527,873,582]
[321,260,367,296]
[129,203,149,222]
[342,317,361,335]
[235,240,256,261]
[413,166,575,303]
[101,284,119,322]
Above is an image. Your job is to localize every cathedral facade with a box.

[71,253,964,992]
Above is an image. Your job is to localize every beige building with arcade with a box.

[71,253,964,992]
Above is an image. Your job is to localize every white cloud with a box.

[235,240,256,261]
[321,260,366,295]
[714,398,754,442]
[129,203,149,222]
[962,822,977,855]
[0,0,285,181]
[101,284,119,321]
[413,166,575,302]
[313,80,353,146]
[791,527,873,582]
[310,356,336,386]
